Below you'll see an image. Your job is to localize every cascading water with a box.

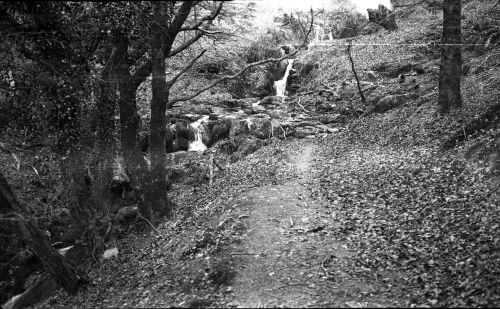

[188,115,209,152]
[274,58,294,100]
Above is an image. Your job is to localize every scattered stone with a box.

[252,105,266,114]
[373,94,408,113]
[103,247,119,259]
[260,96,282,106]
[116,206,138,222]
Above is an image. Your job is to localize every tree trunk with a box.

[148,1,171,220]
[112,31,150,219]
[0,171,85,295]
[0,172,25,214]
[94,62,117,157]
[438,0,462,113]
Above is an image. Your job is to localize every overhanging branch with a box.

[168,9,315,107]
[180,2,223,31]
[167,49,207,87]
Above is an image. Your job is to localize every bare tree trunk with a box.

[148,1,171,221]
[438,0,462,113]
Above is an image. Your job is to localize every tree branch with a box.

[168,9,315,107]
[168,20,214,58]
[167,49,207,87]
[180,2,223,31]
[131,1,195,89]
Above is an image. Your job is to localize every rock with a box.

[253,113,270,119]
[260,96,282,106]
[317,102,337,112]
[367,4,397,31]
[252,104,266,114]
[179,114,203,122]
[219,139,238,155]
[264,109,288,119]
[192,104,212,115]
[229,138,267,163]
[167,151,189,165]
[165,125,176,153]
[208,113,219,121]
[246,117,272,139]
[103,247,119,259]
[222,99,242,109]
[366,70,378,82]
[174,122,190,151]
[116,206,138,222]
[281,44,295,55]
[316,124,340,134]
[244,108,253,115]
[173,137,189,152]
[166,167,186,184]
[294,126,318,138]
[319,114,346,124]
[210,119,231,145]
[64,244,88,266]
[374,94,408,113]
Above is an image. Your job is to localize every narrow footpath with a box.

[219,141,400,308]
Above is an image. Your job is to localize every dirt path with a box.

[221,141,400,308]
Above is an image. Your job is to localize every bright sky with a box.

[266,0,392,11]
[247,0,393,32]
[257,0,392,15]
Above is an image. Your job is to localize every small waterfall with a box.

[188,115,209,152]
[274,59,294,99]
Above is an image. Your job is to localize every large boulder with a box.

[173,122,190,151]
[373,94,408,113]
[233,116,273,139]
[229,138,268,164]
[210,118,231,145]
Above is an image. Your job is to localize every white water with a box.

[188,115,209,152]
[274,59,294,99]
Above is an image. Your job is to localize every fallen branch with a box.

[136,212,161,235]
[0,215,85,294]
